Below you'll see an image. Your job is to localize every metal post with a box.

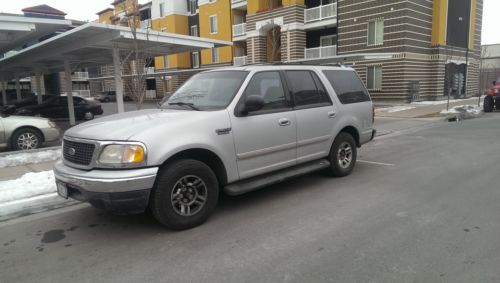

[64,60,76,126]
[113,48,125,113]
[1,81,6,106]
[15,76,22,102]
[35,71,43,104]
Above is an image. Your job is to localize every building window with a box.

[209,15,218,34]
[192,52,200,68]
[367,65,382,90]
[190,25,198,37]
[367,19,384,46]
[163,55,169,69]
[211,48,219,63]
[159,3,164,17]
[320,35,336,47]
[187,0,197,15]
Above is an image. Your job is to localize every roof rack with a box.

[239,62,350,67]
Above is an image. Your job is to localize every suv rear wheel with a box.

[150,159,219,230]
[327,132,357,177]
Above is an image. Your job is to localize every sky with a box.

[1,0,499,45]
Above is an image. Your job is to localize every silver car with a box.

[54,65,375,230]
[0,112,61,151]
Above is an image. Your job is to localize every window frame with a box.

[284,70,333,110]
[367,19,384,46]
[211,48,219,64]
[159,3,165,18]
[209,15,218,34]
[192,52,200,69]
[366,65,383,91]
[190,25,198,37]
[235,71,292,117]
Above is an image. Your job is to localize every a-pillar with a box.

[15,76,22,102]
[1,80,6,106]
[64,60,76,126]
[113,48,125,113]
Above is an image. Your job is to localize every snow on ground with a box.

[0,171,56,204]
[411,98,473,106]
[0,149,61,168]
[440,105,483,120]
[376,106,417,113]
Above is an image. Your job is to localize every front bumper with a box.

[54,160,158,214]
[41,127,61,142]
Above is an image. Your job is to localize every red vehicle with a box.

[484,81,500,112]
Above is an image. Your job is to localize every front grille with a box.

[63,139,96,166]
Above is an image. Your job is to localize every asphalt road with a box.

[1,114,500,282]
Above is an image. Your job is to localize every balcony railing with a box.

[144,67,155,75]
[233,56,247,66]
[233,23,246,37]
[304,3,337,23]
[140,20,151,29]
[73,90,91,97]
[231,0,247,7]
[304,45,337,59]
[145,90,156,99]
[72,72,89,81]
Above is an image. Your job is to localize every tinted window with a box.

[245,71,288,111]
[322,70,371,104]
[286,71,331,107]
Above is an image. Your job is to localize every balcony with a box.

[231,0,247,10]
[140,20,151,29]
[304,3,337,24]
[144,67,155,75]
[304,45,337,59]
[72,72,89,81]
[232,23,246,39]
[145,90,156,99]
[233,56,247,66]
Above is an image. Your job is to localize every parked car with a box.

[16,96,103,120]
[6,94,55,109]
[0,92,36,107]
[54,65,375,230]
[95,91,132,102]
[0,109,61,151]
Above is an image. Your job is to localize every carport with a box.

[0,22,231,125]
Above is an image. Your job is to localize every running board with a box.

[224,159,330,196]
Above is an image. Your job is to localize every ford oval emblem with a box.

[68,148,76,156]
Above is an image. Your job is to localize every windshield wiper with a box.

[168,102,201,111]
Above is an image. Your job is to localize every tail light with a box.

[372,103,375,124]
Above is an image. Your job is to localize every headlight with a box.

[98,144,145,166]
[48,120,57,128]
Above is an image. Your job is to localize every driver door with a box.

[230,71,297,180]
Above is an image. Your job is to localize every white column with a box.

[113,48,125,113]
[35,71,43,104]
[1,81,6,106]
[15,76,22,102]
[64,60,76,126]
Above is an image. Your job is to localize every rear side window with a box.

[285,71,331,107]
[322,70,371,104]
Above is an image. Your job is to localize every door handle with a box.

[328,111,337,118]
[278,118,291,126]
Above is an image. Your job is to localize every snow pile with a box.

[0,171,56,204]
[411,99,471,106]
[440,105,483,121]
[376,106,416,113]
[0,149,61,168]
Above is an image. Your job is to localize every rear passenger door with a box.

[284,70,336,164]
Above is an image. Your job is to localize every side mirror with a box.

[239,95,264,116]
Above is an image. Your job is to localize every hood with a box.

[64,109,226,141]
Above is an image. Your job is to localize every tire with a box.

[484,96,494,112]
[150,159,219,230]
[11,128,42,151]
[495,97,500,111]
[83,111,94,120]
[326,132,357,177]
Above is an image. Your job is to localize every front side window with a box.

[367,19,384,45]
[285,71,331,107]
[162,71,248,110]
[323,70,371,104]
[367,66,382,90]
[244,71,288,112]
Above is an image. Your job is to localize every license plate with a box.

[57,182,68,199]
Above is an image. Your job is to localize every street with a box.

[1,113,500,283]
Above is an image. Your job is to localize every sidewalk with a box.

[376,98,481,118]
[0,161,56,182]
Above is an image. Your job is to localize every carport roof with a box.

[0,13,72,55]
[0,22,232,80]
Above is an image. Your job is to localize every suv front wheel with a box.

[327,132,357,177]
[150,159,219,230]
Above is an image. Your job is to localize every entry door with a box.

[231,71,297,179]
[284,70,336,164]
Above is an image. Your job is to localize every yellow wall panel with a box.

[431,0,448,46]
[199,0,233,65]
[469,0,477,49]
[152,15,191,69]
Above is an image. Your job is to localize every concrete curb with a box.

[0,146,61,158]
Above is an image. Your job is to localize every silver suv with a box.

[54,65,375,230]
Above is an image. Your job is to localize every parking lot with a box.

[1,114,499,283]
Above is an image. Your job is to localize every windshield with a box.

[161,71,248,110]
